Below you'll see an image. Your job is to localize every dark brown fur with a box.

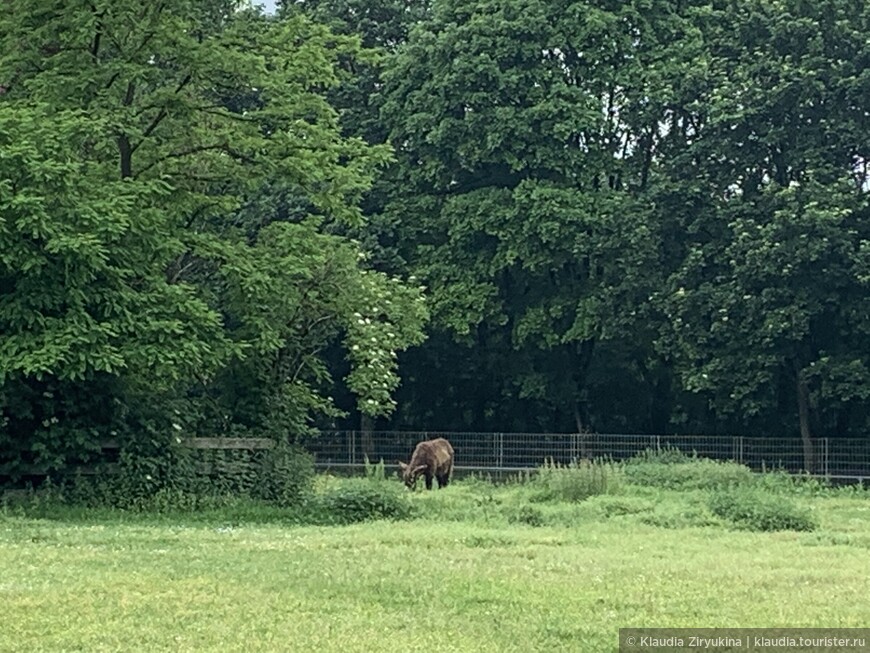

[398,438,454,490]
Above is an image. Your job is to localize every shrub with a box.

[638,503,722,529]
[531,458,622,502]
[26,438,316,512]
[588,495,655,518]
[315,478,413,524]
[624,446,690,465]
[624,458,754,491]
[55,451,197,511]
[504,504,545,527]
[753,470,831,496]
[708,489,817,532]
[253,443,315,507]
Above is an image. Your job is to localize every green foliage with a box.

[342,266,429,417]
[625,447,691,465]
[503,503,545,527]
[753,470,832,497]
[588,495,656,518]
[376,0,673,430]
[637,503,723,530]
[530,458,622,503]
[0,1,428,474]
[654,0,870,441]
[709,489,818,532]
[27,439,315,512]
[308,0,870,439]
[362,456,389,482]
[253,443,316,507]
[314,477,413,524]
[0,106,233,388]
[208,221,427,433]
[3,0,870,458]
[293,0,432,142]
[623,457,755,491]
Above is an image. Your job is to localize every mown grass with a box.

[2,461,870,652]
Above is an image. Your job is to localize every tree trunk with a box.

[795,365,814,473]
[572,339,594,426]
[360,413,374,460]
[118,133,132,179]
[118,82,136,179]
[573,403,584,434]
[574,403,589,460]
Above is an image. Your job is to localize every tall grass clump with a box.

[709,488,817,532]
[624,448,754,490]
[629,446,691,465]
[408,476,505,524]
[530,458,622,502]
[753,470,831,496]
[362,456,390,483]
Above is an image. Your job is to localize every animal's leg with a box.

[424,472,433,490]
[439,462,454,489]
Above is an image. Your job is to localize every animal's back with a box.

[411,438,454,472]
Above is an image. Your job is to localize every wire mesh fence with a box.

[305,430,870,479]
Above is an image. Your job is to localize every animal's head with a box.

[397,461,426,490]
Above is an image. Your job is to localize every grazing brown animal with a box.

[398,438,454,490]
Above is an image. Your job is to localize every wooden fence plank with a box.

[183,437,274,450]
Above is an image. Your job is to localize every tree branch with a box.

[140,108,167,139]
[130,74,192,154]
[104,71,121,90]
[134,143,229,178]
[89,4,105,60]
[167,253,200,284]
[200,108,259,123]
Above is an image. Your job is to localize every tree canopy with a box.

[0,1,426,476]
[2,0,868,478]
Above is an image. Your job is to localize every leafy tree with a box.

[375,0,704,431]
[0,107,230,386]
[291,0,432,141]
[656,0,870,467]
[0,1,426,477]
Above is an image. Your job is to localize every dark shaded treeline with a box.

[300,0,870,442]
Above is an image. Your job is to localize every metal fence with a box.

[306,430,870,480]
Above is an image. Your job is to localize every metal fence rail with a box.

[306,431,870,479]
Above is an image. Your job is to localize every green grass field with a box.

[2,468,870,652]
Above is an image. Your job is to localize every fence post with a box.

[496,432,504,469]
[349,430,356,466]
[823,437,829,478]
[736,436,744,465]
